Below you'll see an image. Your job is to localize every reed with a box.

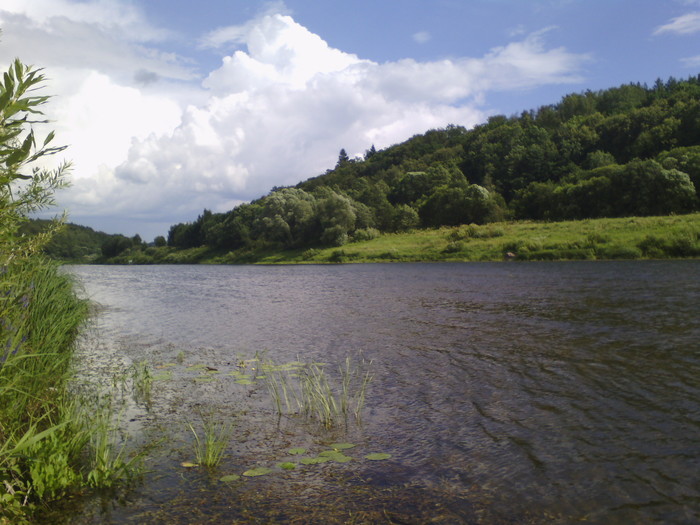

[188,418,234,468]
[0,260,141,521]
[262,357,373,429]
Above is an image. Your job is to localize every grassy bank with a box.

[0,260,140,523]
[104,213,700,265]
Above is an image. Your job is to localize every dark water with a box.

[65,261,700,524]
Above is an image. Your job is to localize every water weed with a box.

[187,418,234,468]
[262,357,373,429]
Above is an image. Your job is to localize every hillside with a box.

[150,75,699,258]
[60,75,700,263]
[20,219,122,262]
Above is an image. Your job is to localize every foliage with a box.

[143,74,700,262]
[0,57,138,522]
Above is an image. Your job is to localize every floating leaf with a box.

[364,453,392,461]
[288,447,306,455]
[300,457,330,465]
[329,443,356,450]
[243,467,273,477]
[319,451,353,463]
[180,461,199,468]
[194,376,215,383]
[235,378,254,385]
[219,474,241,482]
[277,462,296,470]
[152,371,172,381]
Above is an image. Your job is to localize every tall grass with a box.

[188,418,234,468]
[0,259,140,521]
[262,357,373,429]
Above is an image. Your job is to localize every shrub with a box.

[352,227,380,242]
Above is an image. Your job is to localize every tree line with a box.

[134,76,700,256]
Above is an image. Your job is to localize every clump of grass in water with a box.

[130,360,152,405]
[188,418,234,468]
[263,357,373,429]
[84,394,143,489]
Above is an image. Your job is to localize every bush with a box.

[443,241,465,254]
[595,245,642,259]
[352,227,380,242]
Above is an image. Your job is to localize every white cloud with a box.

[681,54,700,67]
[654,12,700,35]
[0,2,589,240]
[412,31,431,44]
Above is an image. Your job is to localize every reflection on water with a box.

[65,261,700,523]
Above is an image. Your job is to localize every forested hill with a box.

[161,76,700,254]
[20,220,128,262]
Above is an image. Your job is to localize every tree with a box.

[153,235,167,247]
[101,235,132,258]
[336,148,350,168]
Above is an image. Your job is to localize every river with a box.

[61,261,700,524]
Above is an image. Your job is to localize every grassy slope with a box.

[258,213,700,264]
[127,213,700,265]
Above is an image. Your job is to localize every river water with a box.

[63,261,700,524]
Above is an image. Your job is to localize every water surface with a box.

[64,261,700,524]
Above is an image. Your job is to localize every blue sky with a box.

[1,0,699,240]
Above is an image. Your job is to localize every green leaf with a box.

[277,462,296,470]
[329,442,356,450]
[288,447,306,455]
[43,130,55,147]
[300,457,330,465]
[242,467,272,477]
[219,474,241,482]
[319,451,353,463]
[364,453,392,461]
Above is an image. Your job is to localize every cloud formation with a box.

[0,2,589,239]
[654,12,700,35]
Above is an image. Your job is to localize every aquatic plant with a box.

[130,360,152,404]
[187,418,234,468]
[262,357,373,429]
[85,399,141,488]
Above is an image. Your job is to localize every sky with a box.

[1,0,699,241]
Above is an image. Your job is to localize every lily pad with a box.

[243,467,273,477]
[277,462,296,470]
[300,456,330,465]
[364,453,392,461]
[329,442,356,450]
[180,461,199,468]
[219,474,241,482]
[194,376,215,383]
[319,451,353,463]
[288,447,306,455]
[235,378,254,385]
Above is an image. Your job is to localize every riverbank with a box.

[102,213,700,264]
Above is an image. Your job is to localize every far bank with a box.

[95,213,700,265]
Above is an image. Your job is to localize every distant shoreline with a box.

[92,213,700,265]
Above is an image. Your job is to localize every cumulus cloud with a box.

[0,2,589,239]
[654,12,700,35]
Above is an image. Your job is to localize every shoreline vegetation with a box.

[1,59,142,523]
[96,213,700,265]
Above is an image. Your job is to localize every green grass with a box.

[262,358,373,429]
[100,213,700,265]
[0,259,142,522]
[187,419,234,468]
